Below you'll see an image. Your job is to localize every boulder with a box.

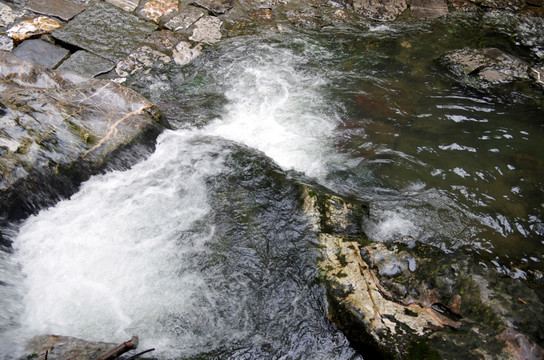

[0,52,167,222]
[304,187,544,359]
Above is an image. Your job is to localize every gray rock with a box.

[411,0,448,19]
[172,40,202,66]
[115,45,171,77]
[0,35,14,52]
[0,51,166,221]
[27,0,86,21]
[0,3,17,27]
[52,1,157,62]
[12,39,70,69]
[164,5,206,31]
[352,0,407,21]
[105,0,140,12]
[56,50,115,77]
[191,0,234,15]
[529,66,544,90]
[189,16,222,44]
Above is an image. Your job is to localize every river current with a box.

[1,16,543,359]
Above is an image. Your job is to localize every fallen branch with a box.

[96,336,139,360]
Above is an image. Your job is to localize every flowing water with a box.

[1,15,544,359]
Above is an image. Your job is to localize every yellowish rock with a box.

[142,0,179,23]
[7,16,62,42]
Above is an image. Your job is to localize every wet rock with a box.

[140,0,179,23]
[483,10,544,59]
[352,0,407,21]
[24,335,118,360]
[7,16,62,42]
[192,0,235,15]
[411,0,449,18]
[189,16,223,44]
[440,47,531,88]
[164,5,206,32]
[249,8,273,21]
[115,45,172,77]
[105,0,139,12]
[304,187,544,359]
[0,51,166,221]
[479,0,526,11]
[144,30,185,52]
[27,0,86,21]
[0,35,14,52]
[529,66,544,89]
[0,3,17,27]
[52,1,157,62]
[172,40,202,66]
[12,39,70,68]
[56,50,115,77]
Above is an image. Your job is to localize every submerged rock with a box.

[440,47,532,88]
[305,188,544,359]
[0,52,167,221]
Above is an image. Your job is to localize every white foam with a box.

[10,131,229,357]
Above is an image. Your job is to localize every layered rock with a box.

[304,188,544,359]
[0,52,167,222]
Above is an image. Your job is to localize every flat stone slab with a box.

[12,39,70,68]
[411,0,448,18]
[57,50,115,77]
[52,1,157,62]
[105,0,139,12]
[164,6,205,31]
[189,16,222,44]
[27,0,86,21]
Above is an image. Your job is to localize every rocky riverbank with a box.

[2,0,544,359]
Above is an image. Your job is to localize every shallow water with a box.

[1,14,544,359]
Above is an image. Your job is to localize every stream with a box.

[1,14,544,359]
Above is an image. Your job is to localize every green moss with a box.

[406,339,441,360]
